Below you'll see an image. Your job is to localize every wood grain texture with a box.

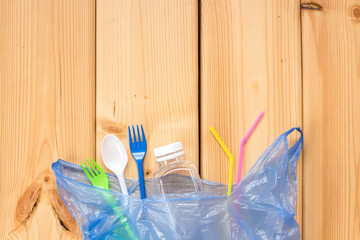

[96,0,199,178]
[302,0,360,239]
[200,0,303,231]
[0,0,95,239]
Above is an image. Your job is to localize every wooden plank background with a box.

[0,0,95,239]
[0,0,359,239]
[96,0,199,179]
[200,0,303,231]
[302,0,360,239]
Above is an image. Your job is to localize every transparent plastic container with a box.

[153,142,203,195]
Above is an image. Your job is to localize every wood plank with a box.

[200,0,303,232]
[96,0,199,179]
[0,0,95,239]
[302,0,360,239]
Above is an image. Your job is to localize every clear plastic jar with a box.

[153,142,202,195]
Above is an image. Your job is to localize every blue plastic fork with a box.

[128,125,147,199]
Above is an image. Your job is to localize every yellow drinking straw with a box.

[209,127,234,197]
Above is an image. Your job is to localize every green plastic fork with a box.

[81,158,136,239]
[81,158,110,190]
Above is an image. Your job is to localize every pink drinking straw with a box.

[237,111,264,184]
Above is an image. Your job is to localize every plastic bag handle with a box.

[283,127,303,213]
[284,127,303,155]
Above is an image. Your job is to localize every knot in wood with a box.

[301,2,322,10]
[351,5,360,21]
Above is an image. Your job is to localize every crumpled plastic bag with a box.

[52,127,303,240]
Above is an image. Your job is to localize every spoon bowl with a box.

[102,134,129,195]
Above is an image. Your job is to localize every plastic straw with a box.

[209,127,234,197]
[237,111,264,184]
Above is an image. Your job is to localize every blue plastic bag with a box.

[52,127,303,240]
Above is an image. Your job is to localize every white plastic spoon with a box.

[102,135,129,195]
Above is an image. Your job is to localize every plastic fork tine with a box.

[85,160,96,177]
[83,161,95,178]
[141,125,146,144]
[83,162,95,178]
[90,158,103,174]
[81,164,93,179]
[132,125,137,142]
[89,158,100,174]
[137,125,141,142]
[87,160,98,175]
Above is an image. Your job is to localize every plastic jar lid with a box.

[153,142,184,162]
